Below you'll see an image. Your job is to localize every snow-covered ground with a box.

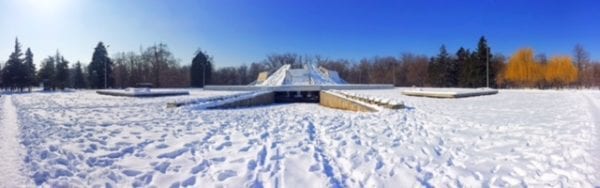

[0,95,31,186]
[0,88,599,187]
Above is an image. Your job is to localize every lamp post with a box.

[105,45,110,89]
[393,61,396,86]
[486,47,490,88]
[104,59,107,89]
[202,63,206,88]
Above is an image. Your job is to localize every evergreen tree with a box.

[445,47,464,87]
[2,38,24,91]
[38,56,56,90]
[55,54,70,90]
[190,50,213,87]
[460,36,491,87]
[474,36,491,87]
[0,63,2,88]
[438,45,453,87]
[427,45,451,87]
[460,51,476,87]
[88,42,113,88]
[24,48,36,91]
[456,47,470,87]
[72,61,87,89]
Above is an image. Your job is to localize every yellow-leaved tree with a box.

[545,56,578,87]
[504,48,544,87]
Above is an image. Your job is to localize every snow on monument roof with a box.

[258,64,347,86]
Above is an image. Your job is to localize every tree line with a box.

[210,36,599,88]
[1,36,600,91]
[1,39,36,92]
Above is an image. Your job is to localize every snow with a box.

[401,87,498,98]
[97,88,190,97]
[186,90,272,109]
[258,64,346,86]
[0,88,599,187]
[582,90,600,181]
[0,95,31,186]
[259,64,291,86]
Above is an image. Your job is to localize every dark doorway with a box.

[274,91,320,103]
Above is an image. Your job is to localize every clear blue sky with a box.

[1,0,598,68]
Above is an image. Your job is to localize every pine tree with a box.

[439,45,453,87]
[456,47,470,87]
[475,36,491,87]
[24,48,36,91]
[427,45,451,87]
[72,61,87,89]
[55,54,70,90]
[190,50,213,87]
[88,42,113,89]
[0,63,2,88]
[2,38,24,91]
[458,36,492,88]
[38,56,56,91]
[444,48,461,87]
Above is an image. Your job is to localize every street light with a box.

[393,61,396,86]
[486,46,490,88]
[202,63,206,88]
[105,45,110,89]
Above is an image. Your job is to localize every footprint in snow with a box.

[238,145,252,152]
[154,161,171,174]
[211,157,226,163]
[182,176,196,186]
[190,160,209,174]
[247,160,257,170]
[169,182,180,188]
[215,141,232,151]
[217,170,237,181]
[309,164,321,172]
[122,169,142,177]
[155,143,169,149]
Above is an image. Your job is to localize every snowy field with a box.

[0,88,599,187]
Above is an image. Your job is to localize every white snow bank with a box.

[97,88,189,97]
[402,87,498,98]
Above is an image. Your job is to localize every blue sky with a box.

[1,0,598,68]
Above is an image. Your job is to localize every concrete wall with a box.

[319,91,377,112]
[256,72,269,84]
[204,84,394,91]
[336,93,404,109]
[209,91,275,109]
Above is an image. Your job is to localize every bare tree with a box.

[401,53,429,87]
[265,53,302,70]
[237,64,248,85]
[573,44,590,87]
